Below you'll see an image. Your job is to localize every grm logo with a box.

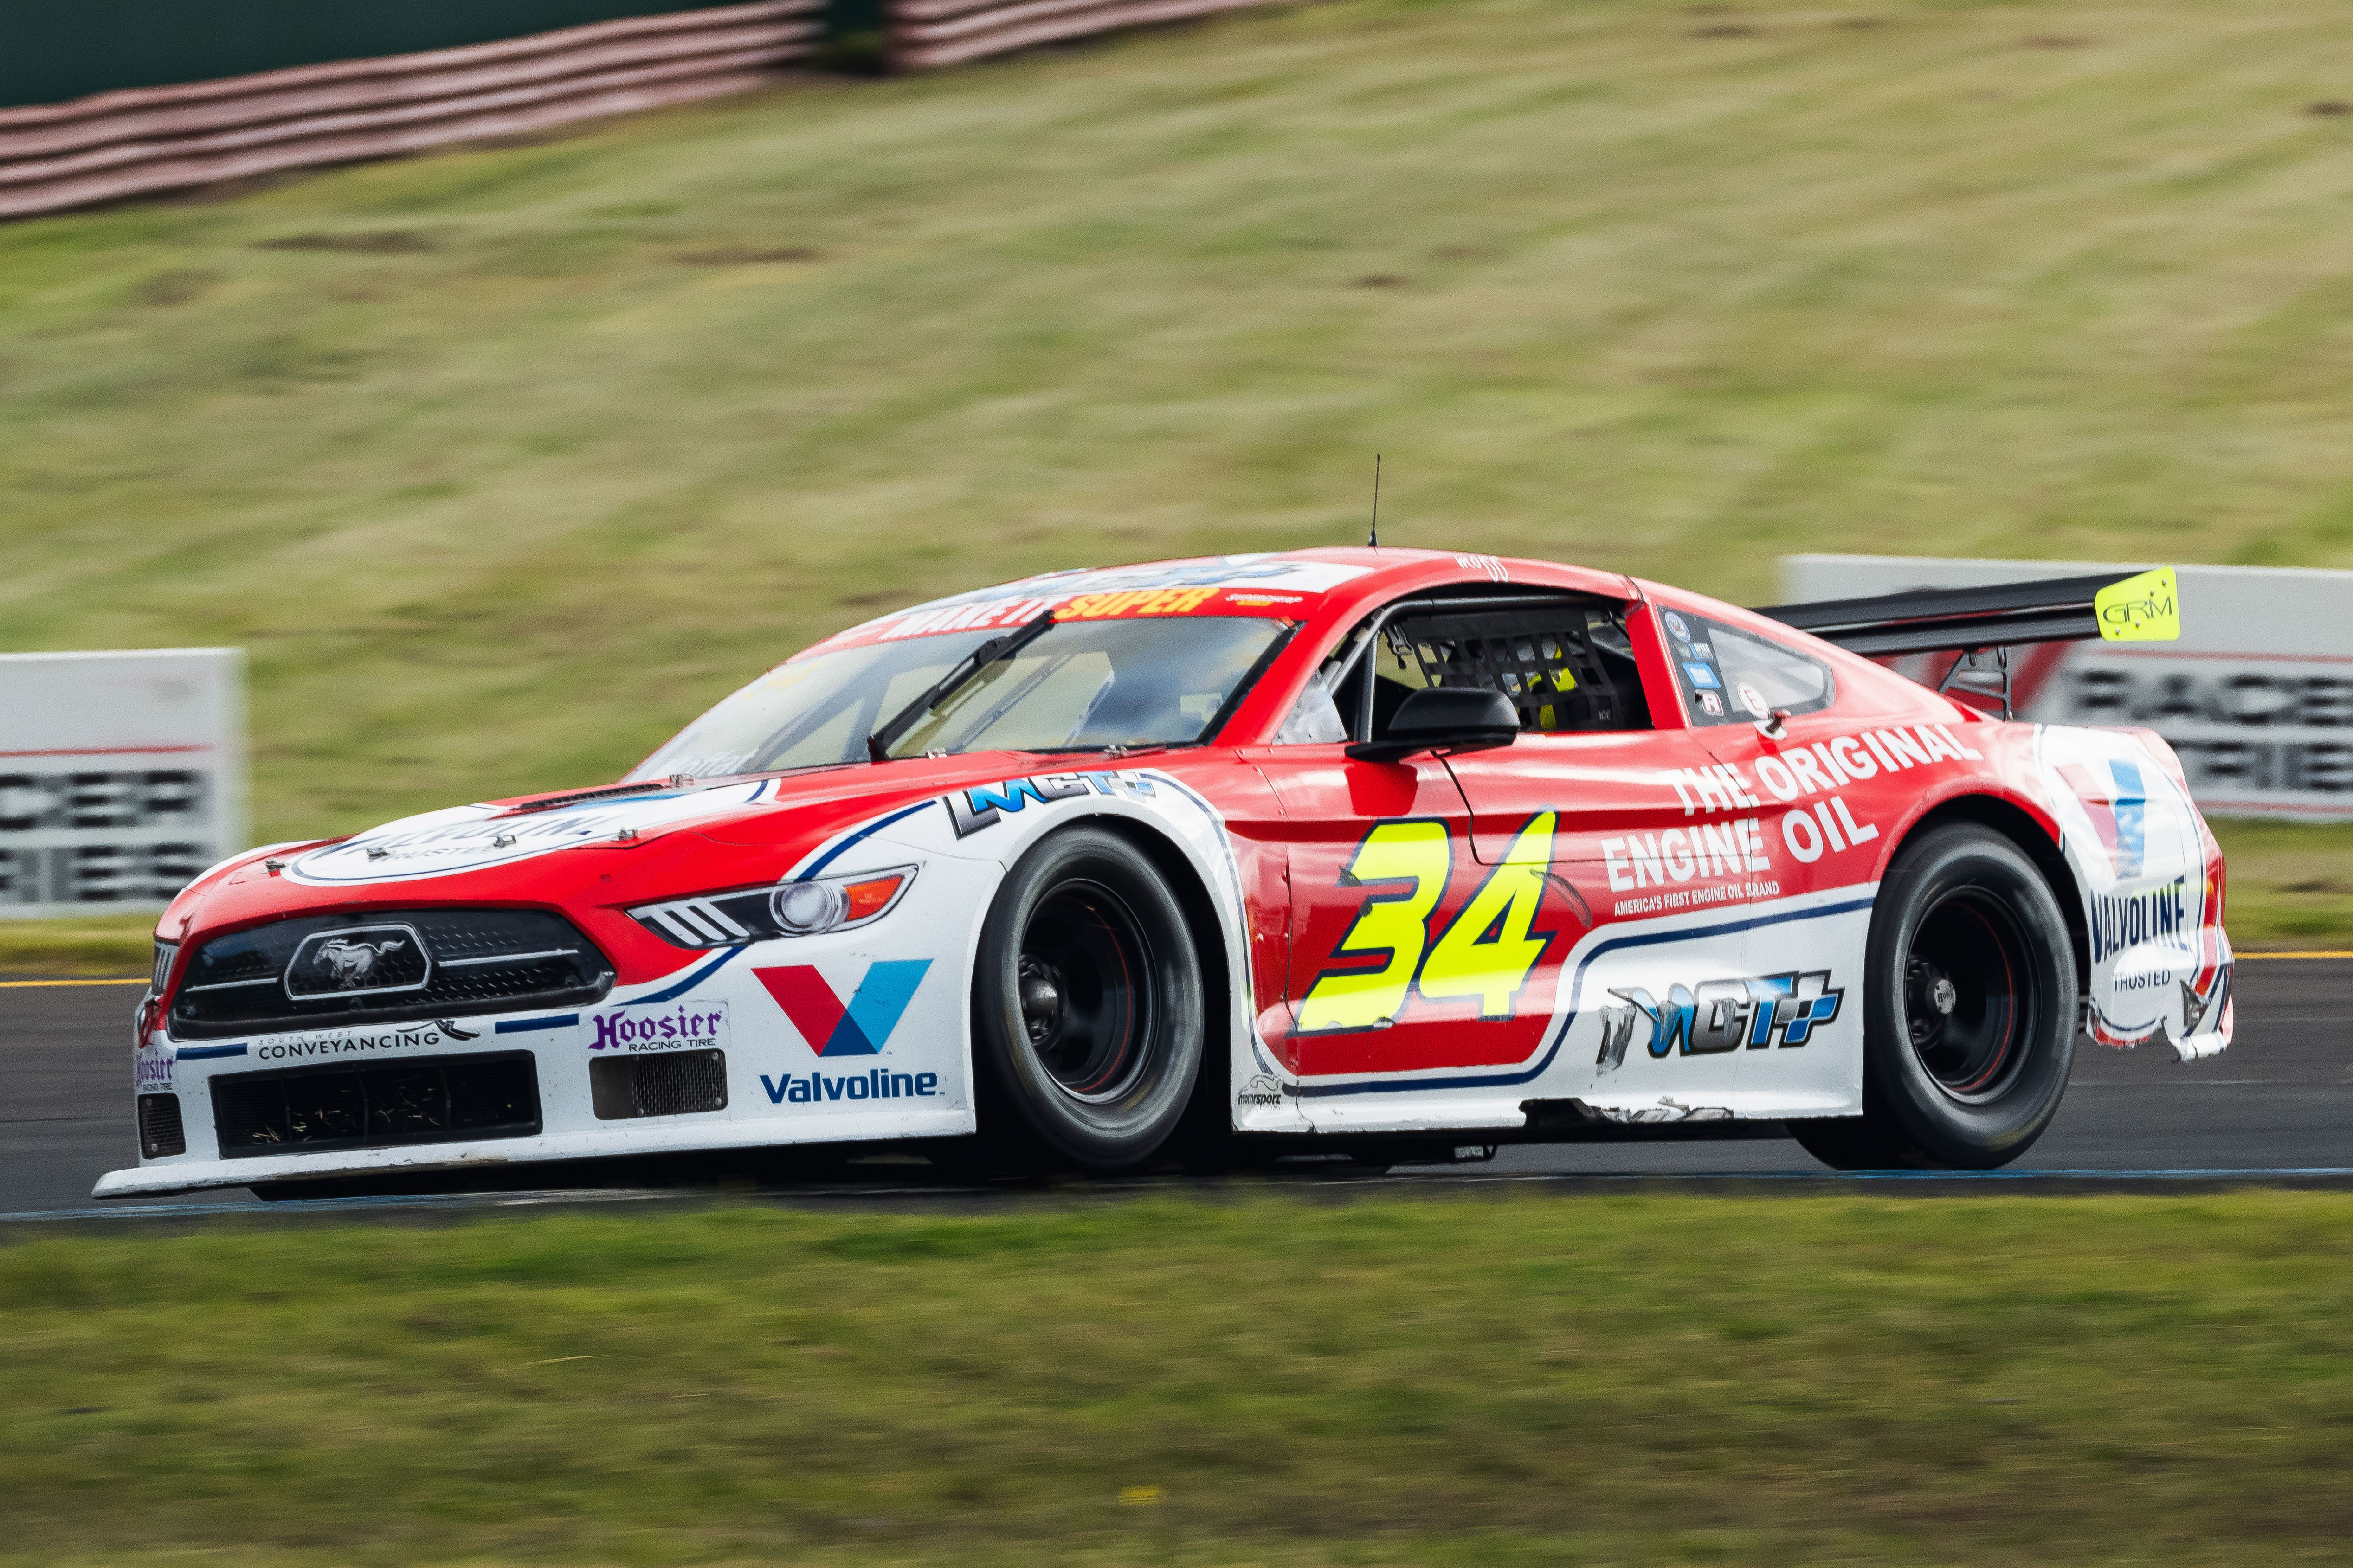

[754,960,931,1057]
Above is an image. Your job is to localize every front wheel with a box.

[1792,823,2077,1170]
[971,827,1205,1171]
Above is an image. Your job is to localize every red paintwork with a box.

[151,548,2227,1065]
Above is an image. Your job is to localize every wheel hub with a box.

[1903,893,2028,1102]
[1015,885,1150,1103]
[1018,958,1064,1045]
[1905,958,1954,1047]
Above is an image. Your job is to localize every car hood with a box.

[157,752,1170,943]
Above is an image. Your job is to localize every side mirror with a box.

[1346,687,1521,763]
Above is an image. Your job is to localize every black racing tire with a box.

[1790,823,2076,1171]
[972,826,1206,1172]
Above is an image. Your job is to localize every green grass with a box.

[0,913,158,976]
[2211,817,2353,949]
[7,0,2353,944]
[11,0,2353,840]
[3,1192,2350,1565]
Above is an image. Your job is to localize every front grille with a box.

[138,1093,186,1157]
[211,1051,540,1159]
[171,908,612,1039]
[589,1050,728,1120]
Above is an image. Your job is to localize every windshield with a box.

[629,617,1288,779]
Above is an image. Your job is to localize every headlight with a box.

[772,880,845,935]
[629,866,916,949]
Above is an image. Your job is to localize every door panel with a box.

[1443,733,1761,1110]
[1256,747,1580,1081]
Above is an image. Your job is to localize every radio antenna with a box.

[1367,454,1381,549]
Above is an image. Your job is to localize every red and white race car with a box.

[103,548,2231,1198]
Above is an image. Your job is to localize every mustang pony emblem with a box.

[314,937,406,988]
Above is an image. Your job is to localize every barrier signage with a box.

[1782,556,2353,821]
[0,649,247,916]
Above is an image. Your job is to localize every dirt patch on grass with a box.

[675,246,821,265]
[258,231,438,254]
[140,269,218,306]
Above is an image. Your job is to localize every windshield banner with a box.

[809,555,1371,653]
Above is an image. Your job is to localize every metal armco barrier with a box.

[890,0,1287,70]
[0,1,819,220]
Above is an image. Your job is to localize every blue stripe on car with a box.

[799,801,936,880]
[622,944,746,1006]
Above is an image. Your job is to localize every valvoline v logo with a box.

[754,960,931,1057]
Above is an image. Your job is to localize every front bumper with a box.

[99,919,985,1199]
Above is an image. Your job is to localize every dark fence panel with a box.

[890,0,1288,70]
[0,1,819,218]
[3,0,766,109]
[0,0,1301,219]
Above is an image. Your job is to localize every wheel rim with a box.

[1903,889,2032,1103]
[1016,880,1153,1105]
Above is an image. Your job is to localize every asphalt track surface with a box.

[5,959,2349,1221]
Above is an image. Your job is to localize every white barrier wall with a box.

[0,649,247,917]
[1781,556,2353,822]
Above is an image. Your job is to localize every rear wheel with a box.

[971,827,1205,1171]
[1791,823,2076,1170]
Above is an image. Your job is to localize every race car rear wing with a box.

[1750,566,2179,718]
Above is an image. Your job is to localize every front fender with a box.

[862,764,1303,1134]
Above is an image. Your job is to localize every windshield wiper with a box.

[866,610,1057,762]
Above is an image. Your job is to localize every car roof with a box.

[805,547,1644,658]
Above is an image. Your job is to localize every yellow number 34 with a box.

[1298,813,1558,1033]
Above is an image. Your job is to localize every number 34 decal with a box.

[1298,812,1563,1034]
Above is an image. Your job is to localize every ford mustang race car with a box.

[102,548,2231,1198]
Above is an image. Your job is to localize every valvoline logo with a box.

[754,960,931,1057]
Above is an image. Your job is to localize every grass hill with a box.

[6,0,2353,955]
